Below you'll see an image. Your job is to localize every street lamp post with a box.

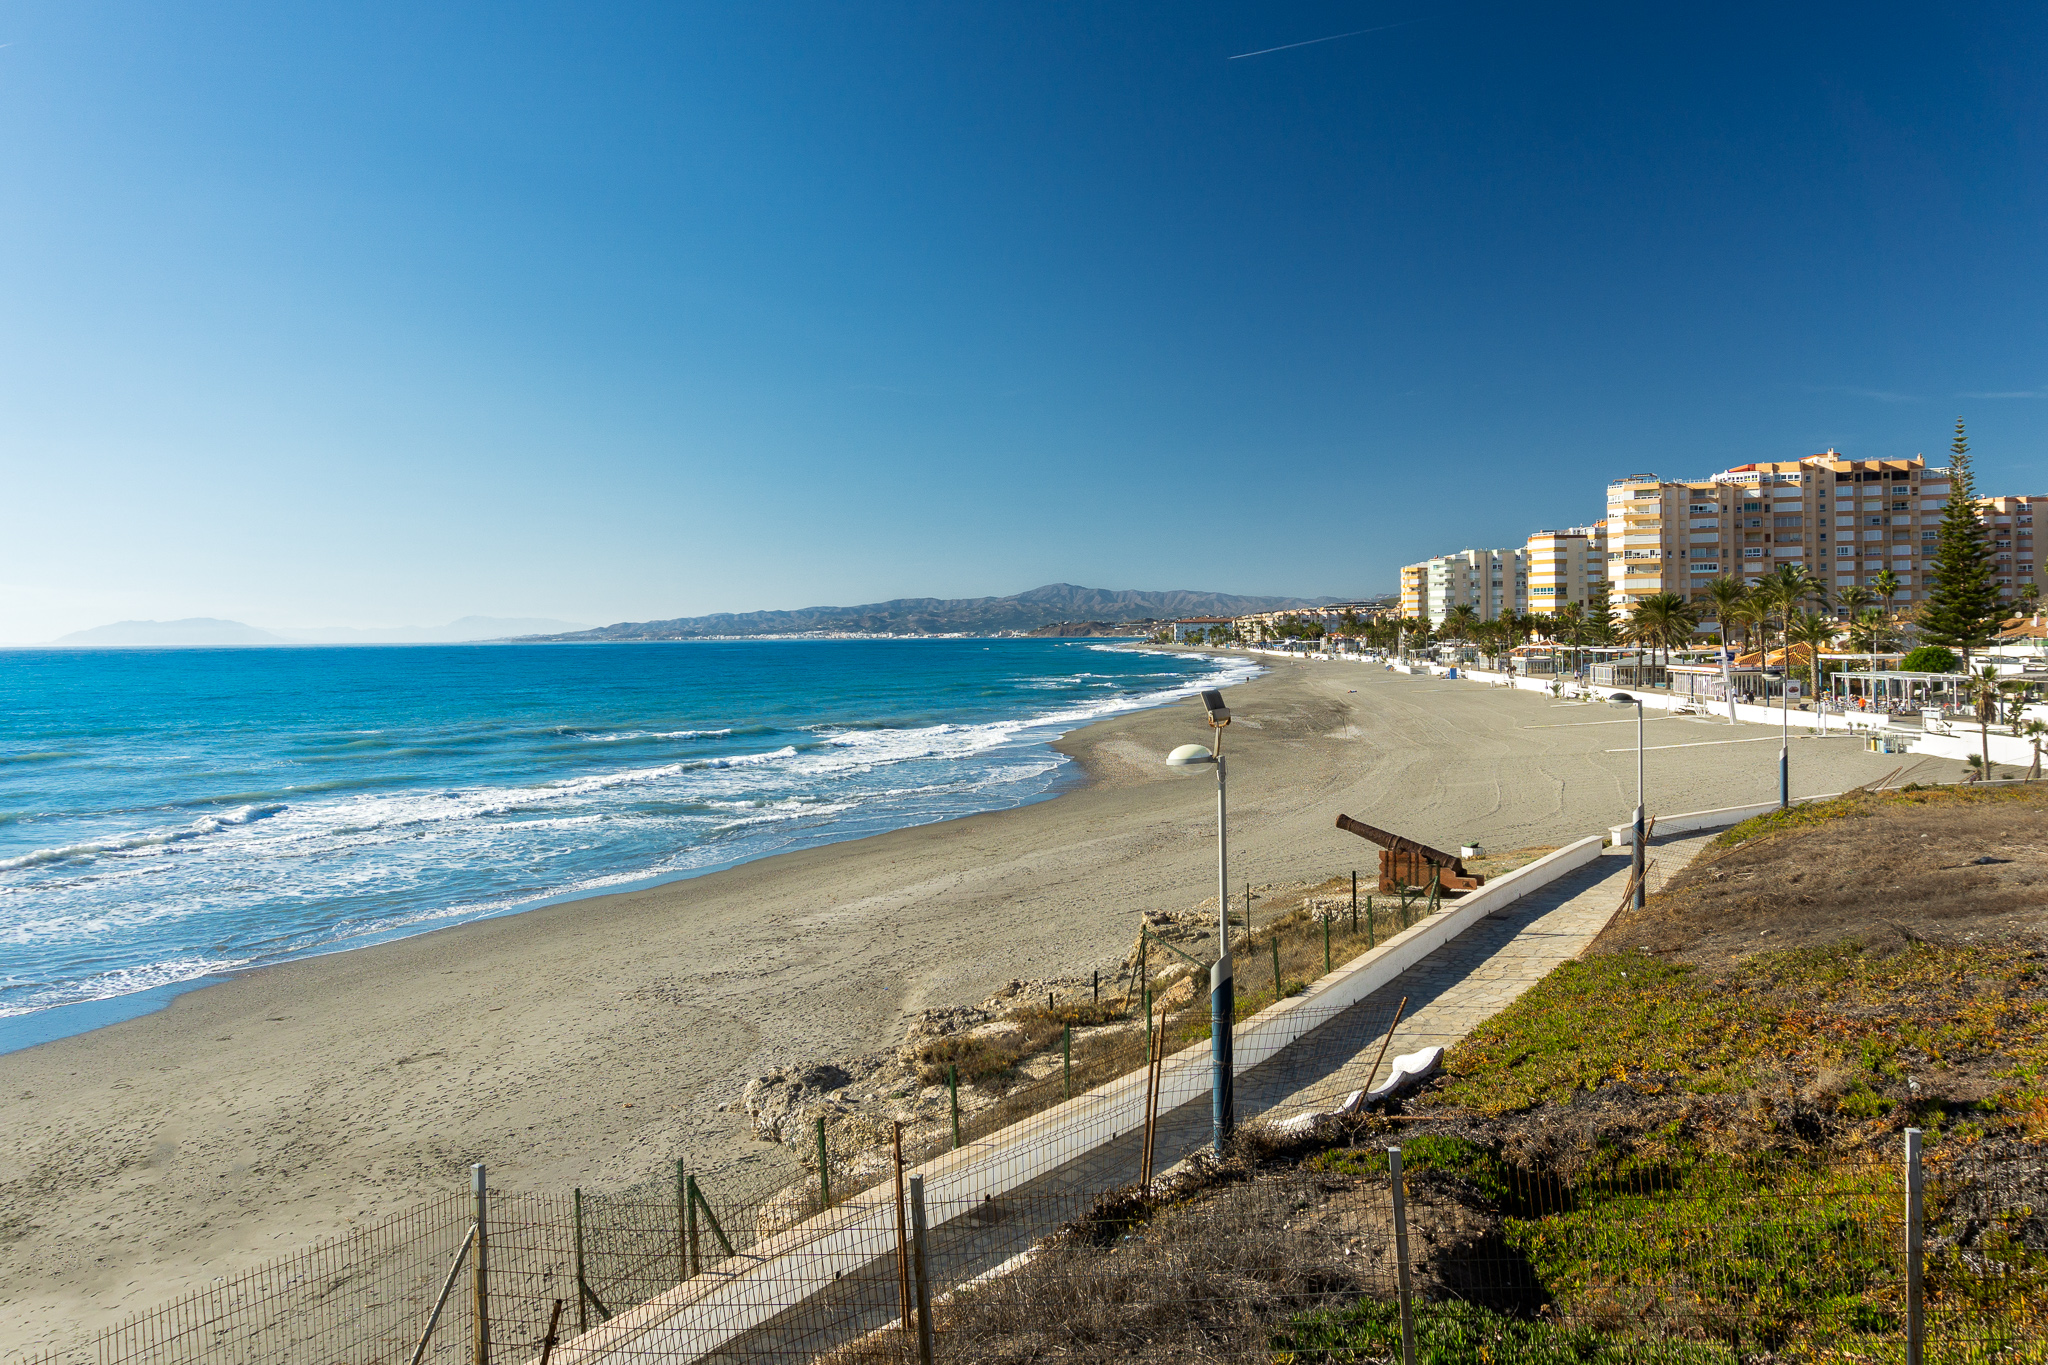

[1608,691,1646,910]
[1166,689,1235,1154]
[1779,666,1791,810]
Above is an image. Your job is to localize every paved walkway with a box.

[691,831,1717,1362]
[1258,829,1715,1119]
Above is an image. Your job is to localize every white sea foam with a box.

[0,954,253,1017]
[0,803,286,872]
[1,644,1262,1023]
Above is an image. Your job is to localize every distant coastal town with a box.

[1157,427,2044,701]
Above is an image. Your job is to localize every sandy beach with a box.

[0,657,1947,1356]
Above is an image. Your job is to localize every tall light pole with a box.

[1608,691,1646,909]
[1779,663,1791,809]
[1166,689,1235,1154]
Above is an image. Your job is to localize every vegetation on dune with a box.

[1436,940,2048,1131]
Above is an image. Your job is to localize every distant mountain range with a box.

[518,584,1346,641]
[49,616,591,647]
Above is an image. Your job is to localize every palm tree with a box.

[1757,564,1821,685]
[1846,607,1897,656]
[2021,718,2048,780]
[1704,577,1748,652]
[1725,588,1768,661]
[1786,610,1840,700]
[1836,584,1875,624]
[1443,604,1480,643]
[1626,593,1698,677]
[1968,664,2003,775]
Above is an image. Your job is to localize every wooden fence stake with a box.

[537,1299,565,1365]
[893,1123,913,1335]
[1906,1127,1924,1365]
[1389,1146,1416,1365]
[573,1188,589,1334]
[406,1225,474,1365]
[470,1163,490,1365]
[684,1162,700,1285]
[1366,996,1409,1093]
[685,1173,700,1277]
[909,1175,936,1365]
[816,1116,831,1211]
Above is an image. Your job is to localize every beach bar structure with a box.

[1666,662,1770,705]
[1828,669,1972,714]
[1588,652,1666,689]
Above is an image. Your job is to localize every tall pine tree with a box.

[1918,417,2002,667]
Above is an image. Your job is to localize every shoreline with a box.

[1,657,1926,1357]
[0,640,1241,1057]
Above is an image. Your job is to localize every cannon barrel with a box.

[1334,814,1469,877]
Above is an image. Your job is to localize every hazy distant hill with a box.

[54,618,287,646]
[522,584,1341,641]
[50,615,590,646]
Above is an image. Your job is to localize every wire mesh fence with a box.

[25,874,2048,1364]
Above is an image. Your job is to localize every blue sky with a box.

[2,1,2044,638]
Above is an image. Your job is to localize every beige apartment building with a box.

[1604,452,1953,611]
[1975,496,2044,604]
[1524,525,1608,615]
[1396,548,1528,626]
[1394,451,2042,632]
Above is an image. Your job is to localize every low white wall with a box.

[559,835,1608,1364]
[1908,727,2040,768]
[1607,792,1845,846]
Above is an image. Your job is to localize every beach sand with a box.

[0,658,1944,1355]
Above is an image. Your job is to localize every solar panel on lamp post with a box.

[1166,688,1234,1154]
[1608,691,1647,910]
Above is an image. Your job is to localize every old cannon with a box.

[1334,814,1485,895]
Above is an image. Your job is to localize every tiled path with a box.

[1261,830,1715,1117]
[696,832,1716,1361]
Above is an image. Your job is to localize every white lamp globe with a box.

[1166,743,1216,766]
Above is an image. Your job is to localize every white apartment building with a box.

[1399,548,1529,626]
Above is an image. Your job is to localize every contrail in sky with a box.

[1228,19,1425,61]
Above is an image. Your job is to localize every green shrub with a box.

[1273,1297,1737,1363]
[1901,644,1961,673]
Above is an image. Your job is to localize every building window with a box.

[1743,548,1764,558]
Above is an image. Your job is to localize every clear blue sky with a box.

[3,1,2045,638]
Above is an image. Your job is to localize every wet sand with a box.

[0,657,1938,1355]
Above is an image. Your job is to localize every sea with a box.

[0,638,1257,1051]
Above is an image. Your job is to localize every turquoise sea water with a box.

[0,639,1254,1050]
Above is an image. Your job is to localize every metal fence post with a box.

[470,1163,490,1365]
[908,1175,936,1365]
[1388,1147,1415,1365]
[1906,1127,1924,1365]
[948,1065,961,1149]
[675,1160,687,1282]
[1271,932,1281,995]
[1063,1024,1072,1099]
[1323,913,1331,974]
[1351,870,1358,931]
